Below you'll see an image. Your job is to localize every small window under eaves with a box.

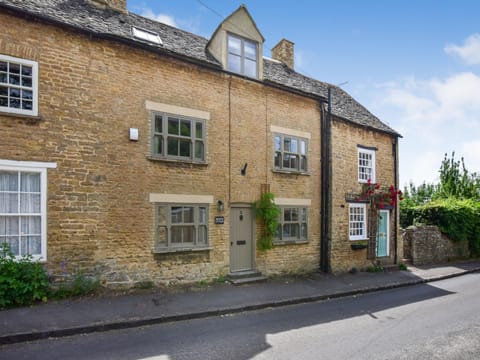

[132,27,162,45]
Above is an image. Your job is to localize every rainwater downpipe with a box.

[393,138,399,264]
[320,87,332,273]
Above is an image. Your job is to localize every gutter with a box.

[393,138,399,264]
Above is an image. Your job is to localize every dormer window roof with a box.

[227,34,258,78]
[207,5,264,80]
[132,27,162,45]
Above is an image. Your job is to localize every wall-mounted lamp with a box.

[241,163,248,176]
[129,128,139,141]
[217,200,224,212]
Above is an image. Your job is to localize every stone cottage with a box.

[0,0,401,286]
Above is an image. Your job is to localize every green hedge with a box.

[402,198,480,256]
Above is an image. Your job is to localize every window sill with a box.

[272,169,310,176]
[349,238,369,242]
[0,110,42,121]
[147,156,208,166]
[273,240,309,246]
[152,246,212,254]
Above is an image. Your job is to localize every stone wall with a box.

[329,119,401,273]
[403,225,470,265]
[0,11,321,286]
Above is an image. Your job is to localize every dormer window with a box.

[227,34,258,78]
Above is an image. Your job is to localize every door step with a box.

[227,271,267,285]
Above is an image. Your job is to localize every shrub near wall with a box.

[411,198,480,256]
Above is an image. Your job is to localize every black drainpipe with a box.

[393,138,399,264]
[320,87,332,273]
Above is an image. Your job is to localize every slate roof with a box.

[0,0,399,136]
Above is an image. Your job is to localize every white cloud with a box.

[141,9,177,28]
[364,72,480,186]
[445,33,480,65]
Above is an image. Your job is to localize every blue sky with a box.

[127,0,480,187]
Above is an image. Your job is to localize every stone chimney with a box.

[88,0,127,13]
[272,39,294,69]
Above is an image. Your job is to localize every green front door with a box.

[376,210,389,257]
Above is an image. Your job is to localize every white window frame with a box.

[132,27,162,45]
[0,54,38,117]
[349,203,367,241]
[274,133,308,173]
[227,33,258,78]
[0,159,56,261]
[358,147,376,183]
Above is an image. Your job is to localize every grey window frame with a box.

[151,112,206,163]
[274,206,308,242]
[154,203,209,252]
[0,54,38,117]
[274,133,308,173]
[227,33,258,78]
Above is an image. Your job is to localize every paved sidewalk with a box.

[1,260,479,345]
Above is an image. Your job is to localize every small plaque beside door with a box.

[215,216,224,224]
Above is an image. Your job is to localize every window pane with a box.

[0,73,7,84]
[179,140,190,157]
[0,61,6,72]
[9,98,20,108]
[21,173,40,192]
[21,65,32,76]
[183,207,194,223]
[301,208,307,222]
[300,140,306,155]
[274,152,281,168]
[22,235,41,256]
[195,122,203,139]
[0,193,18,213]
[301,155,307,171]
[227,36,242,55]
[0,216,19,235]
[284,138,291,152]
[167,138,178,156]
[290,208,298,222]
[10,63,20,74]
[22,90,32,100]
[21,216,41,235]
[0,171,18,191]
[199,207,207,224]
[195,141,204,160]
[171,226,182,243]
[180,120,191,136]
[227,53,241,73]
[244,40,257,59]
[168,118,179,135]
[244,59,257,77]
[0,86,7,96]
[153,135,163,155]
[22,101,32,110]
[290,138,298,153]
[20,193,41,213]
[9,74,20,85]
[154,115,163,133]
[171,206,183,224]
[6,237,19,256]
[284,208,291,221]
[274,136,281,151]
[301,223,307,239]
[198,225,207,245]
[0,97,6,107]
[9,88,20,98]
[22,76,32,87]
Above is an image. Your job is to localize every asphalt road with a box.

[1,273,479,360]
